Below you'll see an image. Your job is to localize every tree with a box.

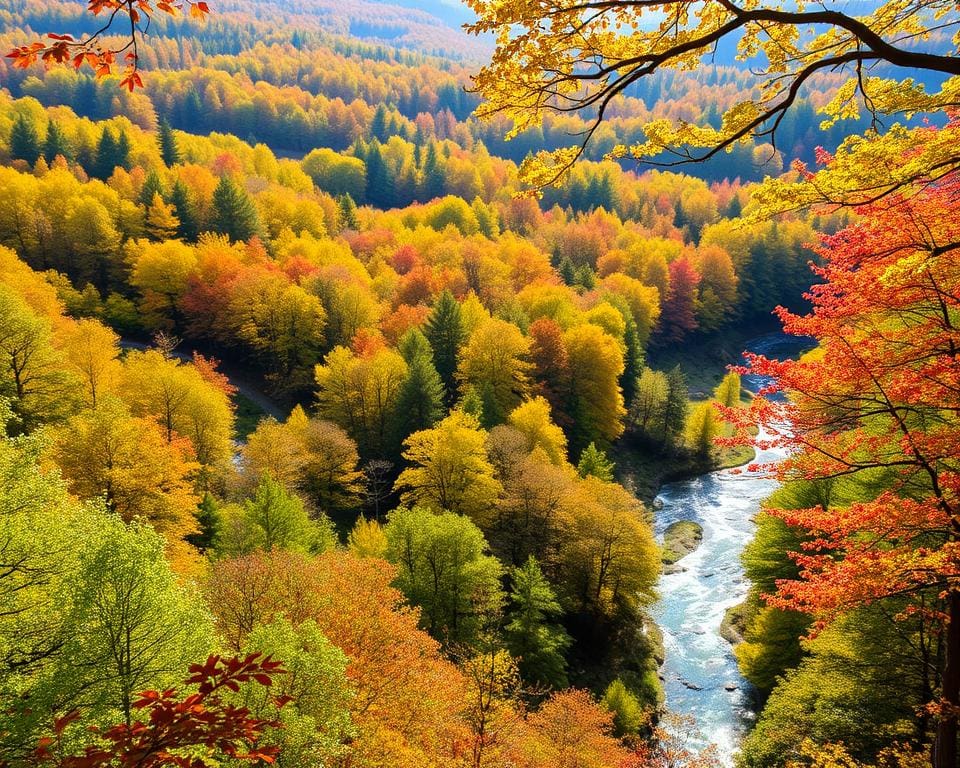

[713,371,741,409]
[60,318,121,408]
[314,345,407,459]
[222,474,335,556]
[522,689,633,768]
[528,317,572,429]
[384,506,504,647]
[457,318,532,427]
[663,365,689,446]
[657,257,701,343]
[424,290,466,404]
[169,180,200,241]
[29,655,284,768]
[157,118,181,166]
[507,396,567,466]
[238,619,354,768]
[685,401,719,458]
[394,328,444,443]
[43,120,71,163]
[504,556,570,688]
[558,476,659,618]
[229,274,326,393]
[348,516,388,559]
[602,678,644,737]
[145,193,180,241]
[733,167,960,766]
[577,442,615,482]
[53,517,214,728]
[630,367,669,440]
[205,550,470,767]
[212,175,261,242]
[120,349,234,477]
[0,287,79,432]
[563,323,625,451]
[52,398,201,570]
[10,114,41,166]
[394,410,502,523]
[467,0,960,191]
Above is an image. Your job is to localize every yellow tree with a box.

[507,397,568,466]
[120,349,235,480]
[314,345,408,459]
[51,397,201,573]
[457,317,532,426]
[395,410,503,524]
[558,476,659,618]
[563,323,625,451]
[60,318,122,409]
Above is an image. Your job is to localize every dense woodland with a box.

[1,0,958,767]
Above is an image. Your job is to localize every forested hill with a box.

[0,0,874,179]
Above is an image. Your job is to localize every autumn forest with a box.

[0,1,958,767]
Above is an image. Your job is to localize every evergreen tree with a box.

[424,290,466,404]
[115,129,131,170]
[187,492,222,552]
[337,194,359,230]
[394,329,445,442]
[212,175,261,242]
[370,104,389,141]
[42,120,71,163]
[139,170,165,207]
[504,556,570,688]
[662,365,689,445]
[10,114,41,166]
[420,142,444,200]
[92,127,119,180]
[157,118,181,166]
[364,142,394,209]
[558,256,576,285]
[577,442,615,482]
[169,180,200,241]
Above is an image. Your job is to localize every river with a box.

[649,332,812,766]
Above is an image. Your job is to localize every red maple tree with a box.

[730,162,960,766]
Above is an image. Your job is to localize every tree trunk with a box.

[934,590,960,768]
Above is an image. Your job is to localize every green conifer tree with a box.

[212,175,261,242]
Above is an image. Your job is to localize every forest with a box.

[0,1,958,768]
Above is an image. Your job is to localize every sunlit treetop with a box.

[465,0,960,191]
[6,0,210,92]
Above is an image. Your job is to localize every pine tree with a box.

[364,142,394,209]
[420,141,444,200]
[92,127,119,180]
[394,329,445,442]
[116,129,132,170]
[558,256,576,285]
[169,180,200,241]
[187,492,222,552]
[505,556,570,689]
[10,114,41,166]
[139,170,165,207]
[370,104,389,141]
[577,442,615,482]
[662,365,689,445]
[424,290,466,404]
[212,175,261,242]
[42,119,71,163]
[157,118,181,166]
